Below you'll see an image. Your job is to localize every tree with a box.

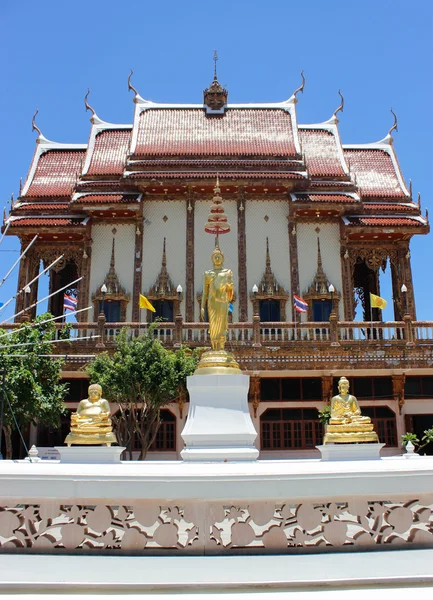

[0,314,69,459]
[401,429,433,454]
[318,405,332,426]
[87,326,199,460]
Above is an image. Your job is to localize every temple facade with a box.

[3,71,432,458]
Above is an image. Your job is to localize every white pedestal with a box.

[181,374,259,461]
[55,446,126,464]
[317,443,385,461]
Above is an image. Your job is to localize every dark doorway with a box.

[152,300,174,322]
[353,258,381,321]
[312,300,332,322]
[259,299,280,322]
[408,414,433,456]
[99,300,121,323]
[49,261,79,318]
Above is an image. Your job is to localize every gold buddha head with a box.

[88,383,103,403]
[211,246,224,268]
[338,377,350,395]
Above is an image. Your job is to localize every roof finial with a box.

[293,70,306,99]
[84,88,96,117]
[388,107,398,138]
[418,192,421,209]
[333,89,344,119]
[31,108,42,137]
[128,69,139,97]
[213,50,218,80]
[19,177,23,195]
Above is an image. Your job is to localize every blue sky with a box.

[0,0,432,321]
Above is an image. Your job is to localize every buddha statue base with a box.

[324,427,379,444]
[194,349,241,375]
[65,431,118,447]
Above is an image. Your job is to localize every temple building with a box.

[2,69,432,458]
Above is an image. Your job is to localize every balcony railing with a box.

[2,315,433,349]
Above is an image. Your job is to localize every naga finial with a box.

[333,89,344,119]
[388,107,398,137]
[31,108,42,137]
[293,70,305,99]
[213,50,218,80]
[128,69,139,97]
[84,88,96,117]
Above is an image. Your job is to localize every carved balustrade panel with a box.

[0,497,432,554]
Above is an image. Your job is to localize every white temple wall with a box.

[194,200,238,322]
[245,200,291,321]
[297,222,343,321]
[89,223,135,321]
[141,200,186,318]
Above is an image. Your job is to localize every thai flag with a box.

[64,294,78,312]
[293,294,308,314]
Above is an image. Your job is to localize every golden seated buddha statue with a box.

[324,377,379,444]
[64,383,117,447]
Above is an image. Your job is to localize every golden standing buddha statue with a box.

[324,377,379,444]
[64,383,117,446]
[195,246,241,374]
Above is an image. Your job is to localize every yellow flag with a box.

[370,293,387,310]
[139,294,156,312]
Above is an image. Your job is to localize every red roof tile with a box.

[298,129,346,178]
[25,150,85,198]
[14,203,70,211]
[130,158,302,169]
[348,217,423,227]
[294,194,356,203]
[79,180,122,189]
[87,129,131,176]
[72,194,139,204]
[9,218,85,227]
[134,109,298,158]
[363,203,418,213]
[127,171,305,180]
[344,149,407,199]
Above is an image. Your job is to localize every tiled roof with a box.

[79,180,122,189]
[25,150,85,198]
[134,109,298,157]
[72,194,139,204]
[87,129,131,176]
[344,149,407,199]
[293,193,357,203]
[363,203,419,213]
[348,217,423,227]
[298,129,347,178]
[130,158,302,169]
[9,218,85,227]
[126,171,305,180]
[14,203,70,211]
